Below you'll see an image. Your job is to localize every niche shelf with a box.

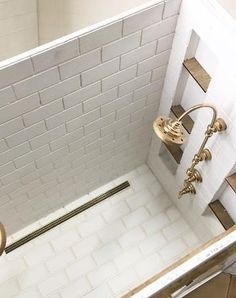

[209,200,235,230]
[183,58,211,92]
[225,173,236,193]
[164,143,183,164]
[171,105,194,134]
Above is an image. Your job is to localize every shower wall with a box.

[0,0,181,235]
[148,0,236,241]
[38,0,155,44]
[0,0,38,61]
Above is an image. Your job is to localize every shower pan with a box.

[0,0,236,297]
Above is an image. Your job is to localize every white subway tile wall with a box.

[0,166,200,298]
[0,0,180,234]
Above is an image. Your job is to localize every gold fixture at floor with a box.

[0,223,6,256]
[153,103,227,198]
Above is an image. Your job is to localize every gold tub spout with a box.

[178,182,196,199]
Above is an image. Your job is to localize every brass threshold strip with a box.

[5,181,130,254]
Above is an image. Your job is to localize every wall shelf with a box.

[183,58,211,92]
[164,143,183,164]
[171,105,194,134]
[225,173,236,193]
[209,200,235,230]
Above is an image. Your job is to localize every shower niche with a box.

[158,30,214,176]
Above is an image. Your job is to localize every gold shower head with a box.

[153,116,186,145]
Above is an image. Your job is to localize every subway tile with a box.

[102,31,141,62]
[162,218,189,240]
[102,65,137,91]
[157,33,175,53]
[60,277,91,298]
[80,21,122,53]
[35,146,68,168]
[139,232,167,255]
[6,121,46,148]
[77,215,106,238]
[83,284,112,298]
[50,127,83,151]
[63,81,101,109]
[0,142,30,167]
[101,93,132,116]
[24,243,54,266]
[1,163,35,185]
[13,67,60,99]
[121,41,157,69]
[133,80,163,101]
[0,93,40,125]
[119,72,151,96]
[135,253,166,280]
[81,58,119,87]
[151,65,168,81]
[92,241,122,265]
[123,3,164,35]
[38,272,68,296]
[0,162,16,177]
[40,74,80,104]
[142,15,178,44]
[0,117,24,138]
[123,207,149,229]
[32,39,78,72]
[50,229,80,252]
[102,201,130,223]
[98,220,126,243]
[30,125,66,150]
[87,262,117,287]
[72,235,102,260]
[108,268,138,296]
[59,48,101,80]
[69,130,99,152]
[138,50,171,75]
[0,86,16,108]
[142,212,170,235]
[23,99,63,127]
[118,227,146,249]
[159,239,188,263]
[14,145,50,168]
[66,109,100,132]
[66,256,96,280]
[84,112,115,135]
[114,247,142,272]
[0,278,20,297]
[83,87,117,112]
[0,58,34,89]
[17,264,49,289]
[0,139,8,154]
[163,0,182,18]
[45,103,82,130]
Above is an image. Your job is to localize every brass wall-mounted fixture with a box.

[0,223,6,256]
[153,103,227,198]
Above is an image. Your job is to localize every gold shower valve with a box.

[213,118,227,132]
[186,168,202,183]
[178,182,196,199]
[199,148,212,161]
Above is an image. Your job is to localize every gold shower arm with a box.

[177,103,217,128]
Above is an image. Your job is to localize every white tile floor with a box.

[0,165,201,298]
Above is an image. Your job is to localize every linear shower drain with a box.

[5,181,130,254]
